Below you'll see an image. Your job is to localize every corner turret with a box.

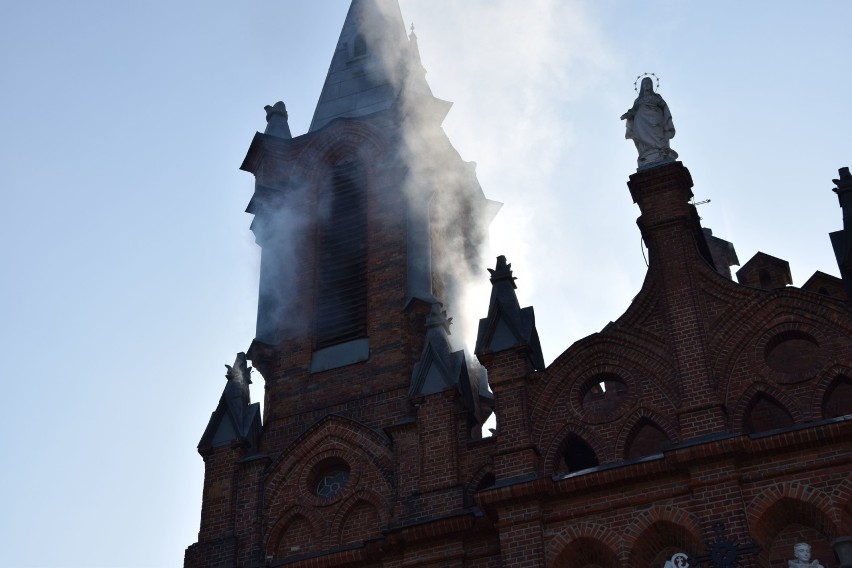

[475,256,545,371]
[198,352,261,453]
[409,302,486,429]
[830,166,852,297]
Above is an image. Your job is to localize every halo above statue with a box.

[623,72,677,169]
[634,73,661,93]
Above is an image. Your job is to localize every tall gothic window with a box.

[316,161,368,348]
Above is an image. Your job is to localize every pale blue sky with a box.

[1,1,849,566]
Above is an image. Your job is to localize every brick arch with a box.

[814,368,852,418]
[464,463,495,507]
[624,506,703,568]
[254,120,388,219]
[329,490,389,548]
[710,293,843,358]
[550,536,620,568]
[832,476,852,535]
[615,408,678,460]
[294,119,389,174]
[264,415,394,516]
[567,364,641,425]
[546,521,623,568]
[543,422,607,477]
[747,482,840,551]
[731,382,803,434]
[534,334,677,449]
[713,298,849,400]
[542,334,675,414]
[265,504,324,560]
[285,122,388,243]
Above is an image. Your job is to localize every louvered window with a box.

[316,161,368,348]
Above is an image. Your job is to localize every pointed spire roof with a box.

[409,303,483,419]
[198,353,262,453]
[475,256,545,370]
[309,0,446,132]
[410,303,463,397]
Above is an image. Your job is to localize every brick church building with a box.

[184,1,852,566]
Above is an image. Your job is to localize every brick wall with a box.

[187,137,852,567]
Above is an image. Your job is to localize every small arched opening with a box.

[743,393,794,434]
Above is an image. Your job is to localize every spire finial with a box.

[833,167,852,194]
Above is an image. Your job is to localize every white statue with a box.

[788,543,824,568]
[664,552,689,568]
[621,77,678,168]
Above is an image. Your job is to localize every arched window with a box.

[316,161,368,348]
[823,374,852,418]
[743,393,794,433]
[561,435,600,473]
[475,472,496,492]
[625,419,670,460]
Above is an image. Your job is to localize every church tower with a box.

[185,1,500,566]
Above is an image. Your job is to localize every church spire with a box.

[309,0,445,132]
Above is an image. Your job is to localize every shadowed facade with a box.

[185,2,852,567]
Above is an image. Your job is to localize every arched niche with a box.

[338,499,382,546]
[823,374,852,418]
[743,393,794,434]
[551,537,619,568]
[559,434,600,474]
[625,419,670,460]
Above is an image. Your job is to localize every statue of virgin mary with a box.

[621,77,678,168]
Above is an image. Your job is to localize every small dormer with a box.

[802,270,846,299]
[736,252,793,290]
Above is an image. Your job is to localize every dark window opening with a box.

[316,161,368,349]
[353,34,367,57]
[475,472,496,492]
[823,375,852,418]
[562,435,600,473]
[581,374,629,417]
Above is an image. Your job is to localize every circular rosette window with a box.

[578,373,632,423]
[310,458,351,500]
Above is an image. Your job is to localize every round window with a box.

[312,461,351,499]
[580,373,629,420]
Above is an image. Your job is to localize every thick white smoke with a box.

[397,0,622,360]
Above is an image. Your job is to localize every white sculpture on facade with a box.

[621,76,678,169]
[788,543,824,568]
[664,552,690,568]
